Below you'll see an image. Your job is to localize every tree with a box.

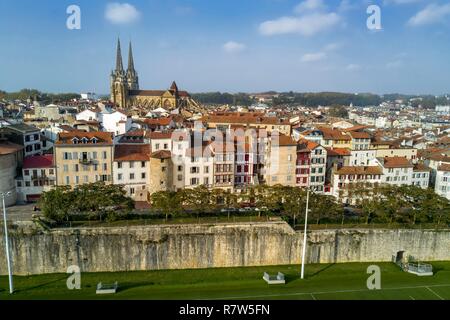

[150,191,181,221]
[39,186,73,222]
[309,193,343,225]
[39,183,134,223]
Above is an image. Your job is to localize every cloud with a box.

[223,41,246,53]
[408,3,450,26]
[105,3,141,24]
[301,52,327,62]
[294,0,326,14]
[259,13,341,37]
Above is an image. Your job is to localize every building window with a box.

[130,188,135,195]
[130,173,135,180]
[103,163,107,171]
[24,170,29,176]
[118,174,123,181]
[141,161,146,168]
[130,162,135,169]
[102,151,107,159]
[118,162,122,169]
[141,173,146,179]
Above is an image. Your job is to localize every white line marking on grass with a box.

[426,287,444,300]
[310,293,316,300]
[409,296,415,300]
[205,284,450,300]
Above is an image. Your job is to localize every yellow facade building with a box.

[55,132,114,187]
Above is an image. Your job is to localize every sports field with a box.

[0,262,449,300]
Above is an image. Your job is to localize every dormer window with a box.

[91,137,98,144]
[72,138,79,144]
[81,137,89,144]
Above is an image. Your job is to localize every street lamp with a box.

[1,191,14,294]
[301,158,315,280]
[300,185,310,280]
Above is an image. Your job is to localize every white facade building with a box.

[184,145,214,189]
[435,164,450,200]
[375,157,413,186]
[412,164,430,189]
[102,110,131,136]
[113,144,150,202]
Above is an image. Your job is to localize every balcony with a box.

[79,158,98,165]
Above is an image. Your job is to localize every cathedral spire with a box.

[127,41,135,73]
[116,38,124,72]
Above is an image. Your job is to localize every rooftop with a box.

[335,166,383,175]
[56,131,113,145]
[23,155,54,169]
[0,141,24,155]
[114,144,151,162]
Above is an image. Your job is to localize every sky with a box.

[1,0,450,95]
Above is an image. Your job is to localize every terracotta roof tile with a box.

[114,144,151,162]
[380,156,413,168]
[335,166,383,175]
[56,131,113,145]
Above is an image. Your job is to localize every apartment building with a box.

[375,157,414,186]
[149,150,173,194]
[0,123,42,157]
[318,127,352,149]
[332,166,383,204]
[211,142,235,192]
[325,147,351,185]
[412,163,431,189]
[234,143,256,189]
[296,141,311,188]
[308,141,327,192]
[113,144,150,201]
[54,131,114,187]
[375,147,418,163]
[266,134,297,187]
[184,144,214,189]
[435,164,450,200]
[348,131,375,166]
[171,130,190,191]
[148,131,172,152]
[16,155,55,203]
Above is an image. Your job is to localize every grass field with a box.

[0,262,449,300]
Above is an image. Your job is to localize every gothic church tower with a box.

[126,42,139,91]
[110,39,131,108]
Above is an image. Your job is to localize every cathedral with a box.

[110,39,201,113]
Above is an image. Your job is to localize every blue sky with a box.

[1,0,450,95]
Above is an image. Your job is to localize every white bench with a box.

[96,282,119,294]
[263,272,286,285]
